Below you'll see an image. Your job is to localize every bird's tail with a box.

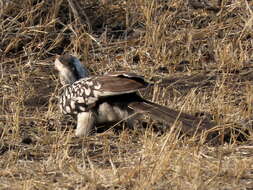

[128,100,215,135]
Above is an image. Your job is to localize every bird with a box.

[54,54,215,137]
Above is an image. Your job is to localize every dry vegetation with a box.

[1,0,253,189]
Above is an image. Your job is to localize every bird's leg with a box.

[75,112,95,137]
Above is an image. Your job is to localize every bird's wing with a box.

[94,72,148,94]
[62,72,148,113]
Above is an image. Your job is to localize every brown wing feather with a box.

[94,73,148,93]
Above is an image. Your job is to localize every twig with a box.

[66,0,92,32]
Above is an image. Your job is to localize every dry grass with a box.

[1,0,253,189]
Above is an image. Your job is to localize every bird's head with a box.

[54,54,89,85]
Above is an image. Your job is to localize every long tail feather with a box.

[128,101,215,135]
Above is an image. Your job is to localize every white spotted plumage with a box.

[59,78,104,114]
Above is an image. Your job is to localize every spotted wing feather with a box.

[59,73,148,114]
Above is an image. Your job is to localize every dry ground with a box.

[1,0,253,189]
